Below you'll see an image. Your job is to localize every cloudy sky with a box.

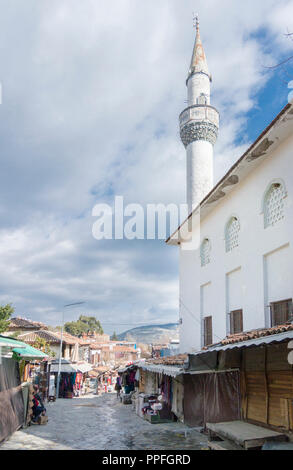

[0,0,292,334]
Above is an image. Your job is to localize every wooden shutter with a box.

[271,299,292,327]
[204,316,213,346]
[230,310,243,334]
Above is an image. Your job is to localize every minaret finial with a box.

[193,13,199,32]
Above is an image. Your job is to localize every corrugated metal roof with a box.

[192,330,293,356]
[76,362,92,373]
[138,362,184,378]
[50,362,79,373]
[220,323,293,346]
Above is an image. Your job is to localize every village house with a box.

[17,329,82,360]
[90,342,140,367]
[5,317,48,336]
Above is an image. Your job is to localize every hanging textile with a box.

[0,358,24,443]
[171,376,184,420]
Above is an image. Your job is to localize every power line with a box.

[179,297,224,372]
[179,297,224,343]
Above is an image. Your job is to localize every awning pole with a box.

[56,311,64,399]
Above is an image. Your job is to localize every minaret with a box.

[179,17,219,213]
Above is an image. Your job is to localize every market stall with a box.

[133,361,185,423]
[50,360,79,398]
[50,359,92,398]
[0,335,48,441]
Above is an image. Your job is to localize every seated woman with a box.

[32,385,46,422]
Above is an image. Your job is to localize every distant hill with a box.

[117,323,179,344]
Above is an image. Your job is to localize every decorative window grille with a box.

[230,309,243,334]
[264,183,285,228]
[200,238,211,267]
[225,217,240,253]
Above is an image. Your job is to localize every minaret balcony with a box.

[179,104,219,130]
[179,104,219,148]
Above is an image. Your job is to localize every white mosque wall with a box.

[179,131,293,353]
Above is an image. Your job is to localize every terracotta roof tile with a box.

[219,323,293,347]
[18,329,80,345]
[147,353,188,366]
[9,317,48,330]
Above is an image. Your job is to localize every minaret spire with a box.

[179,17,219,213]
[188,15,211,83]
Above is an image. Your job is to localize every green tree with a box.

[64,315,103,336]
[111,331,118,341]
[32,337,56,357]
[0,304,14,333]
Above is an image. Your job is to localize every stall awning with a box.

[186,330,293,372]
[0,335,47,360]
[0,336,26,349]
[13,344,48,360]
[138,362,184,378]
[191,330,293,356]
[50,361,79,373]
[76,362,92,373]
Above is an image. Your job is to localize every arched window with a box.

[200,238,211,267]
[264,182,286,228]
[197,93,208,105]
[225,217,240,253]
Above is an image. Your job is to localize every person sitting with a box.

[32,385,46,422]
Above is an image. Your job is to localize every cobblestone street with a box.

[0,393,208,450]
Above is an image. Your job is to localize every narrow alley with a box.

[0,393,208,450]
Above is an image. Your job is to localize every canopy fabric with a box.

[0,358,24,443]
[76,362,92,373]
[0,336,26,349]
[0,335,47,360]
[50,362,79,373]
[13,344,48,360]
[138,362,184,378]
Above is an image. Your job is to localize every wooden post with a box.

[264,346,269,425]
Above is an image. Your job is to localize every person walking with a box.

[115,377,122,398]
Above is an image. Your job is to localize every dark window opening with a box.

[271,299,292,327]
[230,309,243,334]
[204,316,213,347]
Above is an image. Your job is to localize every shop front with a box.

[186,328,293,433]
[0,335,48,442]
[134,363,184,423]
[50,360,92,398]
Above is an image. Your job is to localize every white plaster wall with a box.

[52,344,71,359]
[179,132,293,353]
[188,73,210,105]
[226,268,243,334]
[187,140,213,212]
[179,248,201,353]
[51,344,60,358]
[264,244,291,325]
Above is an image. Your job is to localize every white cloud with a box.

[0,0,292,333]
